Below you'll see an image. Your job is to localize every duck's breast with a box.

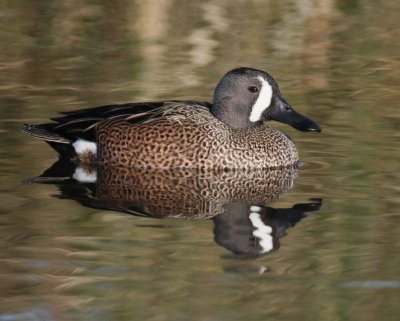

[213,125,299,168]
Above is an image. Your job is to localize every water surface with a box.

[0,1,399,321]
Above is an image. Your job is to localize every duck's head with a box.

[211,67,321,132]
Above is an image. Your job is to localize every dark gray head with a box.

[211,67,321,132]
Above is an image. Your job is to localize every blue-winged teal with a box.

[23,67,321,169]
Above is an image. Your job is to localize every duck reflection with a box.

[29,160,321,258]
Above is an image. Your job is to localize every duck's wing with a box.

[27,102,167,142]
[23,101,211,158]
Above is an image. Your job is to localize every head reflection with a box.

[214,200,321,259]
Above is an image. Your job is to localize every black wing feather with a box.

[24,102,168,142]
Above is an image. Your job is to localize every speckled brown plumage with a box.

[96,102,299,169]
[94,165,297,219]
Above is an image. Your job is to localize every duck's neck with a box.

[211,99,258,129]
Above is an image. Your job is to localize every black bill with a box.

[266,96,321,132]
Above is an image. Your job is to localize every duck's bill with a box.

[266,96,321,132]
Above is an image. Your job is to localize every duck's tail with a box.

[23,123,71,144]
[23,123,77,159]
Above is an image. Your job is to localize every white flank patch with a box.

[249,211,274,254]
[249,76,273,122]
[73,167,97,183]
[72,139,97,155]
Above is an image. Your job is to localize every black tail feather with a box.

[23,124,71,144]
[23,124,77,159]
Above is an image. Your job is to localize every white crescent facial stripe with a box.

[249,76,273,122]
[250,205,262,212]
[249,212,274,254]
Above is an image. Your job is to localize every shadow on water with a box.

[26,160,322,259]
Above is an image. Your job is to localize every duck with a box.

[23,67,321,169]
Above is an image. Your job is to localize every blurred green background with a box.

[0,1,399,321]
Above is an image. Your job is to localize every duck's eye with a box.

[247,86,259,93]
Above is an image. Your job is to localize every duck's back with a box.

[96,102,299,168]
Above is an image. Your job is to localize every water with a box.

[1,1,399,320]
